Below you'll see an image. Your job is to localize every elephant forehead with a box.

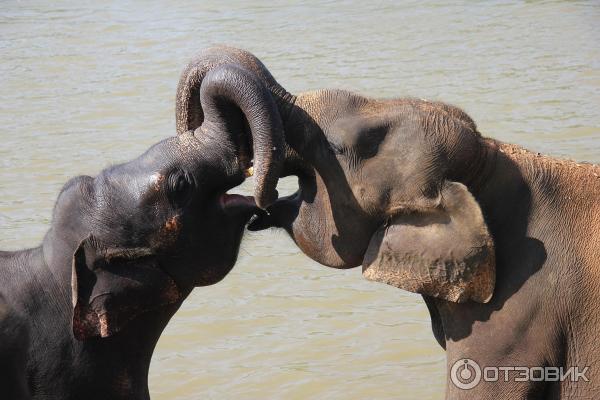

[95,171,145,204]
[138,135,199,167]
[327,116,388,156]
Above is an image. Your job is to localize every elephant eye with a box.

[327,141,346,156]
[167,170,194,207]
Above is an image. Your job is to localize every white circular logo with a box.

[450,358,482,390]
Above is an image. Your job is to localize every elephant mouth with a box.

[246,192,299,232]
[218,193,267,223]
[219,193,256,210]
[215,144,266,220]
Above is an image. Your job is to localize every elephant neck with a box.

[40,227,188,389]
[75,304,181,400]
[478,141,600,235]
[471,140,536,239]
[42,230,183,399]
[460,137,501,196]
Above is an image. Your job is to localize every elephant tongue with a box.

[219,194,256,209]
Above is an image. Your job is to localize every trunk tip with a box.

[255,188,278,210]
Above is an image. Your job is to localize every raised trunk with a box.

[176,45,293,134]
[198,65,284,208]
[176,46,299,208]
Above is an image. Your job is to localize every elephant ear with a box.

[362,182,495,303]
[71,236,183,340]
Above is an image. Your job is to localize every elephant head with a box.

[47,62,285,340]
[264,95,496,304]
[179,47,497,304]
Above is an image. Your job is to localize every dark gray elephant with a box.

[0,293,30,400]
[0,64,284,400]
[178,46,600,399]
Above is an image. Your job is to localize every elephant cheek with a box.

[151,215,182,249]
[289,215,351,268]
[291,226,320,259]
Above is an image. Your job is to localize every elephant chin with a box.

[246,201,361,270]
[248,201,368,270]
[195,197,259,286]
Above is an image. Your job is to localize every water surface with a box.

[1,1,599,399]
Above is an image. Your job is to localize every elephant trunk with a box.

[176,46,301,208]
[176,45,295,135]
[198,65,284,209]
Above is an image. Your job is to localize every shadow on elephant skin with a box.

[431,150,548,343]
[322,113,545,343]
[281,99,548,346]
[284,103,382,267]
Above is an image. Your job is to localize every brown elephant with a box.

[177,46,600,399]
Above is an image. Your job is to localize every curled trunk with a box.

[176,46,298,208]
[176,45,293,135]
[197,64,284,208]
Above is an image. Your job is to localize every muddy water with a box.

[1,1,598,399]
